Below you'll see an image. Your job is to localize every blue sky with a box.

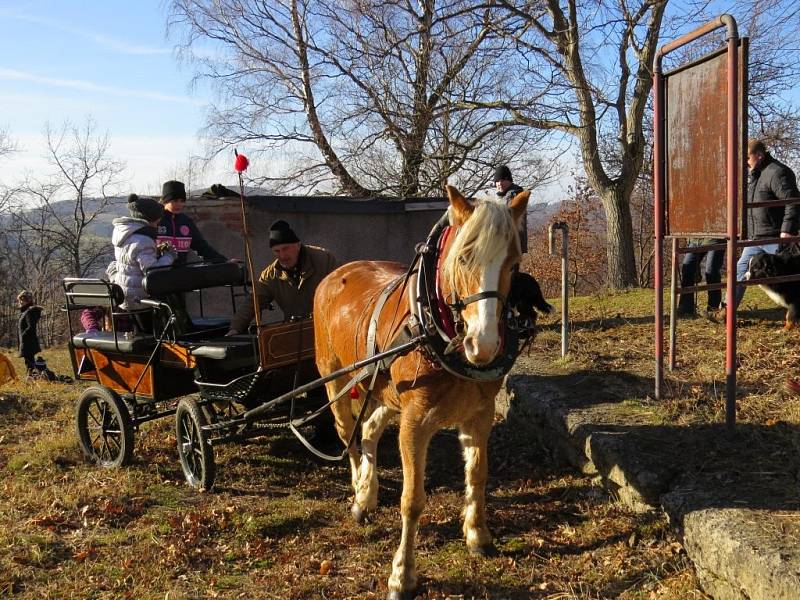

[0,1,225,195]
[0,1,796,202]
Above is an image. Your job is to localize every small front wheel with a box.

[75,386,134,468]
[175,398,216,490]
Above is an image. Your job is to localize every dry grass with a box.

[0,333,708,599]
[532,286,800,427]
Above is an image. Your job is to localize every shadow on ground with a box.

[506,370,800,515]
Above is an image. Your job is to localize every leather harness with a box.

[364,225,521,382]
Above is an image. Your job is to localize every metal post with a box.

[653,63,665,400]
[548,222,569,358]
[669,237,678,370]
[654,14,740,414]
[724,16,740,430]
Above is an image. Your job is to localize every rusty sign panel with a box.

[665,40,748,237]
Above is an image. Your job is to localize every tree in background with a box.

[0,119,124,347]
[169,0,556,197]
[524,176,606,298]
[9,118,125,279]
[488,0,800,289]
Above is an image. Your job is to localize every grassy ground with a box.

[532,286,800,427]
[6,285,788,599]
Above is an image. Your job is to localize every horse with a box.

[313,185,529,599]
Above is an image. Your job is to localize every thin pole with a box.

[725,29,739,430]
[653,67,665,400]
[549,222,569,358]
[561,226,569,358]
[669,237,678,371]
[237,168,262,332]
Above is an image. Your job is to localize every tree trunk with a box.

[600,187,637,289]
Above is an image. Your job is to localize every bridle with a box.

[435,224,512,350]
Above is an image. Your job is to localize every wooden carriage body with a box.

[63,264,316,404]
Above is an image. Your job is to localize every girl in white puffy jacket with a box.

[107,194,177,310]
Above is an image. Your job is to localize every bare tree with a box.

[484,0,667,289]
[11,118,125,278]
[0,126,15,159]
[169,0,554,197]
[488,0,799,289]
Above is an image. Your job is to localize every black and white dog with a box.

[745,251,800,330]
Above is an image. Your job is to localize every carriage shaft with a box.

[201,335,426,431]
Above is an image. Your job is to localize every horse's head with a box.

[440,185,529,365]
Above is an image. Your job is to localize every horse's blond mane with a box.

[441,198,519,294]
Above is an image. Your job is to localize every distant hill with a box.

[528,200,562,231]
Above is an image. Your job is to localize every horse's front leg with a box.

[352,404,396,523]
[387,409,434,600]
[459,405,495,555]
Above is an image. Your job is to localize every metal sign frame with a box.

[654,15,741,428]
[664,40,749,238]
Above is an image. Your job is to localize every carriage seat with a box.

[72,331,156,353]
[190,316,231,330]
[143,262,245,296]
[187,334,257,362]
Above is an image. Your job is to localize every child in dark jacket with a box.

[156,180,227,265]
[17,290,42,374]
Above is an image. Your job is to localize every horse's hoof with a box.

[386,591,415,600]
[469,542,498,557]
[351,502,367,524]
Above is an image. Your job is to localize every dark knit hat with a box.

[269,220,300,247]
[128,193,164,222]
[493,165,513,182]
[161,180,187,204]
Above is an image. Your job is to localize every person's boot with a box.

[676,299,696,318]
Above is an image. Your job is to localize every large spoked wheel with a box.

[75,386,135,468]
[176,398,216,491]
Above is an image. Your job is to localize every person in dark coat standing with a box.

[677,237,725,319]
[493,165,527,253]
[157,180,228,265]
[735,140,800,308]
[17,290,42,374]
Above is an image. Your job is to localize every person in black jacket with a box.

[493,165,527,253]
[735,140,800,308]
[157,180,228,265]
[17,290,42,375]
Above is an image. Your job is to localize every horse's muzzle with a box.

[463,334,500,365]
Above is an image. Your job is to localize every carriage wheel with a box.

[175,398,216,491]
[75,386,134,468]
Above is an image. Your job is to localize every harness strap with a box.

[449,290,506,311]
[366,275,409,368]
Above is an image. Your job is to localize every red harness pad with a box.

[434,226,457,339]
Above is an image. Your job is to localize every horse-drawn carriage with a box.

[64,261,321,490]
[65,183,537,599]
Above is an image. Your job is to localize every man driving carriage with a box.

[226,220,337,334]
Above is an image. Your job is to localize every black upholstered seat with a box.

[188,335,257,361]
[190,316,231,330]
[143,262,244,296]
[72,332,156,353]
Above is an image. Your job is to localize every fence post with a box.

[548,221,569,358]
[669,238,678,371]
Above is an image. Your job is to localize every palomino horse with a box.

[314,185,529,599]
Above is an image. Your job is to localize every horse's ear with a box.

[445,185,474,225]
[508,190,530,225]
